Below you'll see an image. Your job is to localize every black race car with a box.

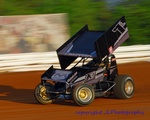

[34,16,134,106]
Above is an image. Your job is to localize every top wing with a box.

[56,25,104,69]
[57,16,129,69]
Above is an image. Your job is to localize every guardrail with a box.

[0,45,149,72]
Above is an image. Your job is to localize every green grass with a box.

[0,0,149,45]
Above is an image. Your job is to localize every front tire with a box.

[34,82,54,104]
[72,84,95,106]
[113,75,134,99]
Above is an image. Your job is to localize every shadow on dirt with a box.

[0,85,36,104]
[0,85,77,106]
[0,85,116,106]
[52,99,77,106]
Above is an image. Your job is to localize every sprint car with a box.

[34,16,134,106]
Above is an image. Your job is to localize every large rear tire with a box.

[72,84,95,106]
[113,75,134,99]
[34,82,54,104]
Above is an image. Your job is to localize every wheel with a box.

[34,82,54,104]
[72,84,95,106]
[113,75,134,99]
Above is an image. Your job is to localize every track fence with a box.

[0,45,149,72]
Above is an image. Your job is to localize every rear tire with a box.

[72,84,95,106]
[34,82,54,104]
[113,75,134,99]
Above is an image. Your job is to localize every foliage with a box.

[111,0,150,45]
[0,0,149,45]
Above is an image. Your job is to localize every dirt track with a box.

[0,62,150,120]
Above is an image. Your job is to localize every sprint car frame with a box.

[34,16,134,106]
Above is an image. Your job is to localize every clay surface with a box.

[0,62,150,120]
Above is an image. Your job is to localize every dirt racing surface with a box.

[0,62,150,120]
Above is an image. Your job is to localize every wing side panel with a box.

[95,16,129,63]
